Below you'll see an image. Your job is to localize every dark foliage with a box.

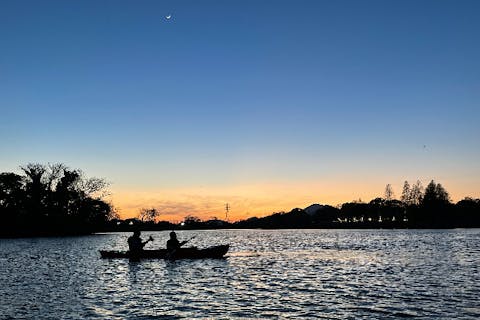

[3,169,479,235]
[0,163,114,237]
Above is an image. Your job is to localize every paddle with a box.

[181,235,196,247]
[142,236,154,248]
[166,235,196,260]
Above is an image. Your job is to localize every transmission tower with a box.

[225,203,230,221]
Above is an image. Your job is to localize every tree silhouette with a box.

[400,181,410,203]
[0,173,25,223]
[384,184,395,201]
[410,180,424,205]
[139,208,159,222]
[21,163,47,217]
[0,163,113,237]
[423,180,450,206]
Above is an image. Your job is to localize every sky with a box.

[1,0,479,221]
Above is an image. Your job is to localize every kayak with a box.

[100,244,229,259]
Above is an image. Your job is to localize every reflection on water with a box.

[1,229,479,319]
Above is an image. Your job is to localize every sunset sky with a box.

[1,0,479,221]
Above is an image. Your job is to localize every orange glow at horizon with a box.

[107,178,479,223]
[108,181,362,222]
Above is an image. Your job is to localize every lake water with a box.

[1,229,479,319]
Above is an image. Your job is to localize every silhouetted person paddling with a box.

[166,231,188,250]
[128,230,153,254]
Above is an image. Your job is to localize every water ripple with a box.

[0,229,479,319]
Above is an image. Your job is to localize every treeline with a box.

[0,163,116,237]
[3,167,480,237]
[107,179,480,230]
[238,180,480,228]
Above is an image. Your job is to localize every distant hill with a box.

[304,204,325,215]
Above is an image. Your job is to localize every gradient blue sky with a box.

[1,0,479,220]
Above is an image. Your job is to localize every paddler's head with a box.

[134,230,141,237]
[169,231,177,239]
